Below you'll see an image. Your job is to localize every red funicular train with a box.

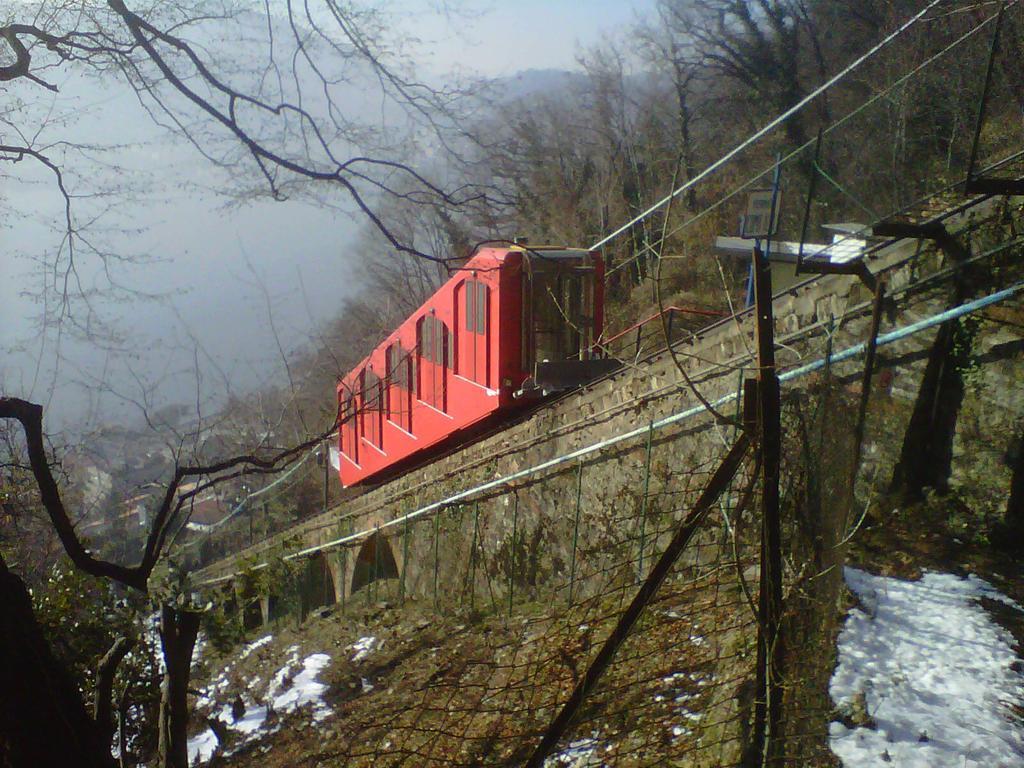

[336,244,617,487]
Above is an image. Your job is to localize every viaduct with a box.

[194,192,1024,628]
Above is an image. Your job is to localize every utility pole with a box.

[738,156,785,766]
[750,244,784,766]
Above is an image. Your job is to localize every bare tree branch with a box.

[0,396,337,591]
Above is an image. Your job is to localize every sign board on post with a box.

[741,189,782,239]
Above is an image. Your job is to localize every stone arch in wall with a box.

[350,531,400,595]
[237,583,263,631]
[301,551,337,617]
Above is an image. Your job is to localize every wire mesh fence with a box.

[185,4,1024,762]
[206,218,1024,765]
[212,367,854,765]
[298,426,764,767]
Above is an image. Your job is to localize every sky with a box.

[396,0,656,76]
[0,0,657,432]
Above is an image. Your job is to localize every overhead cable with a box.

[589,0,949,252]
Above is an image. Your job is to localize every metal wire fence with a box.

[216,359,862,765]
[189,5,1024,760]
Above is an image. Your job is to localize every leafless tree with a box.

[1,2,494,764]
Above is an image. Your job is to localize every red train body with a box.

[336,245,613,487]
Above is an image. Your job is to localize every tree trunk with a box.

[95,637,135,748]
[0,556,114,768]
[157,605,201,768]
[1002,430,1024,549]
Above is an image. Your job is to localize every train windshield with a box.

[522,251,596,373]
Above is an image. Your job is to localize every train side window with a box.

[439,320,448,411]
[466,280,477,333]
[417,318,426,401]
[341,389,358,462]
[476,281,487,334]
[462,280,488,336]
[360,369,383,449]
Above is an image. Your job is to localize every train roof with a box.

[475,244,593,260]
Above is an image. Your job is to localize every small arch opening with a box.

[350,531,400,595]
[219,583,238,620]
[301,551,337,617]
[238,584,263,631]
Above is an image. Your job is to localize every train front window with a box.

[522,254,595,374]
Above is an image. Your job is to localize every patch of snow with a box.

[187,652,333,764]
[187,701,269,765]
[238,634,273,661]
[273,654,333,722]
[231,702,269,736]
[830,567,1024,768]
[350,635,378,662]
[361,676,375,693]
[187,728,220,765]
[544,737,603,767]
[266,647,302,699]
[191,633,208,668]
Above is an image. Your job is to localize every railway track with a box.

[194,174,1023,579]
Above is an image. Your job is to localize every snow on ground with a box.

[187,642,333,765]
[658,670,705,740]
[272,653,332,722]
[349,635,378,662]
[194,635,271,710]
[543,737,601,767]
[830,567,1024,768]
[238,634,273,661]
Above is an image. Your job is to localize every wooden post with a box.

[323,442,330,513]
[636,422,654,581]
[338,536,347,612]
[750,245,785,766]
[568,462,584,606]
[468,503,480,612]
[400,514,410,603]
[433,511,441,612]
[509,491,518,617]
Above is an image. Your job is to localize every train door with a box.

[457,279,489,387]
[417,315,448,412]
